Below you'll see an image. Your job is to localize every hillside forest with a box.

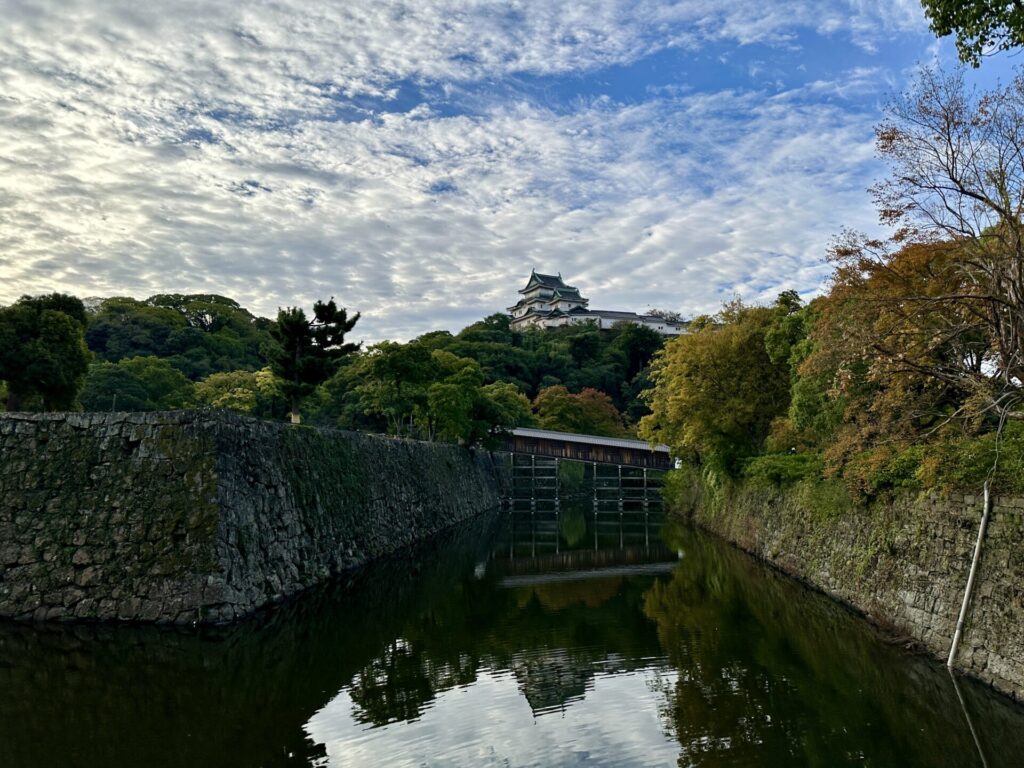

[0,290,663,446]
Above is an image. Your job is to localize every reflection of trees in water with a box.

[344,573,663,726]
[349,639,479,727]
[0,513,507,768]
[5,511,1024,768]
[643,527,1024,767]
[558,502,588,547]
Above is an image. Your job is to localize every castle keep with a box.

[507,271,687,335]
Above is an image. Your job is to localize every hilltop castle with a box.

[507,271,687,335]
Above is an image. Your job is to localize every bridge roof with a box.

[509,427,671,454]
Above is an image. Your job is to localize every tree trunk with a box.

[6,388,22,412]
[290,398,301,425]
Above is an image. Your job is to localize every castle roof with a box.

[521,269,578,294]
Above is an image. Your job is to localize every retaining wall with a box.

[670,476,1024,701]
[0,410,500,624]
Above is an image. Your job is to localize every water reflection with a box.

[2,470,1024,767]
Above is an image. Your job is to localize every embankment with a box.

[668,472,1024,700]
[0,410,501,624]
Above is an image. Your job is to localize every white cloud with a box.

[306,666,681,766]
[0,1,924,340]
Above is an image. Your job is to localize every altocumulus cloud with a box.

[0,0,955,340]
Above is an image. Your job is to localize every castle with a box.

[507,271,687,335]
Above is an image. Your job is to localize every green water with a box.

[2,497,1023,766]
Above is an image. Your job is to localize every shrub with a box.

[741,452,824,486]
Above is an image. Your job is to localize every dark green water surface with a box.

[2,500,1023,766]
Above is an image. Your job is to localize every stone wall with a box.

[669,476,1024,700]
[0,410,501,624]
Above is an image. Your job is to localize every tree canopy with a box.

[533,385,631,438]
[639,297,796,473]
[0,293,91,411]
[641,67,1024,500]
[921,0,1024,65]
[86,294,273,380]
[79,356,195,412]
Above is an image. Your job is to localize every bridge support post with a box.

[642,468,649,515]
[554,458,560,516]
[530,454,536,514]
[617,464,623,516]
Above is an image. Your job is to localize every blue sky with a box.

[0,1,1019,341]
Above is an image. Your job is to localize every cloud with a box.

[306,666,682,766]
[0,1,932,341]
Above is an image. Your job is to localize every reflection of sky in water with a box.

[306,666,679,767]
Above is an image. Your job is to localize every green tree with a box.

[0,293,91,411]
[606,322,662,382]
[921,1,1024,65]
[639,299,792,474]
[193,369,286,414]
[87,294,274,380]
[358,340,438,435]
[479,381,535,437]
[427,354,486,444]
[266,299,360,424]
[80,356,195,411]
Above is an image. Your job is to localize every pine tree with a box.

[267,299,359,423]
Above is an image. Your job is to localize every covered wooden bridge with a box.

[499,427,672,470]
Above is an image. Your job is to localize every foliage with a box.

[430,315,665,420]
[266,299,360,423]
[918,421,1024,493]
[639,296,798,474]
[867,69,1024,426]
[80,356,195,411]
[921,0,1024,65]
[533,385,631,437]
[193,368,285,416]
[423,355,534,446]
[0,293,91,411]
[741,453,824,487]
[86,294,273,380]
[660,464,704,517]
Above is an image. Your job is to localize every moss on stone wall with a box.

[1,410,501,625]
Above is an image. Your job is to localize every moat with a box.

[2,471,1024,767]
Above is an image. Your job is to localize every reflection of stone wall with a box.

[670,480,1024,701]
[0,410,500,624]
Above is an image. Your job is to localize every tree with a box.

[607,322,663,381]
[79,356,195,411]
[639,300,792,474]
[0,293,91,411]
[195,370,258,413]
[921,1,1024,66]
[358,340,437,435]
[86,294,274,380]
[533,385,631,438]
[266,299,360,423]
[647,308,685,323]
[427,355,486,444]
[853,67,1024,427]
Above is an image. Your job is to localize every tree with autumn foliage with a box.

[533,385,631,438]
[837,68,1024,433]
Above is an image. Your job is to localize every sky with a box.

[0,1,1020,343]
